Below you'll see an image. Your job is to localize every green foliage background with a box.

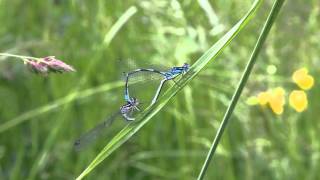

[0,0,319,179]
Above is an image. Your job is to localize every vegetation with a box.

[0,0,318,179]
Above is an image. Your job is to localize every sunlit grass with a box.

[76,0,261,179]
[0,0,319,179]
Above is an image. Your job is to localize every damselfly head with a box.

[120,97,140,121]
[181,63,190,74]
[129,97,139,106]
[121,97,140,112]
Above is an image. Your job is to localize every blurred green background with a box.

[0,0,319,179]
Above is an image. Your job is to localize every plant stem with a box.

[196,0,285,179]
[0,53,38,60]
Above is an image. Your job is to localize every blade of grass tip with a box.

[26,6,138,180]
[79,5,138,87]
[76,0,262,179]
[198,0,221,28]
[103,6,137,46]
[196,0,285,180]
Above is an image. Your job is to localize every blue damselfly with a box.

[74,97,140,150]
[124,63,190,105]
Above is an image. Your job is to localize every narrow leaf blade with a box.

[76,0,262,179]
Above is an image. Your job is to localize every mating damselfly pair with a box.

[74,63,190,150]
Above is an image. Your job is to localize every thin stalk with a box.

[0,53,50,65]
[196,0,285,179]
[0,53,39,60]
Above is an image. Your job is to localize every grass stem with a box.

[196,0,285,179]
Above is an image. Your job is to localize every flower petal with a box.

[298,75,314,90]
[268,87,285,115]
[43,56,76,73]
[292,67,314,90]
[289,90,308,112]
[26,60,49,75]
[292,68,308,83]
[257,91,269,105]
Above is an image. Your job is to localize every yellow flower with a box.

[292,68,314,90]
[268,87,285,115]
[257,91,269,105]
[253,88,286,115]
[289,90,308,112]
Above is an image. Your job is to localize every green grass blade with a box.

[76,0,262,179]
[197,0,285,179]
[103,6,137,46]
[0,82,123,133]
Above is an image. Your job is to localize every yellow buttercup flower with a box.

[252,88,286,115]
[289,90,308,112]
[268,87,285,115]
[257,91,269,105]
[292,68,314,90]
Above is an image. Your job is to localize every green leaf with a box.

[76,0,262,179]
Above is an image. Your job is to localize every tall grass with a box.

[0,0,319,179]
[197,0,285,179]
[76,1,261,179]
